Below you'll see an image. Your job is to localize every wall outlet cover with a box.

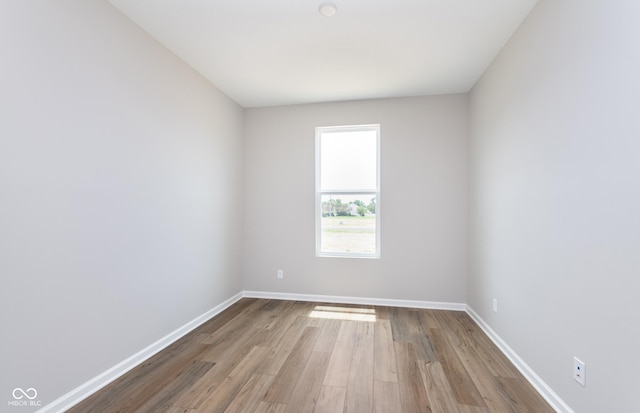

[573,357,586,386]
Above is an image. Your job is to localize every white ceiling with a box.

[107,0,538,108]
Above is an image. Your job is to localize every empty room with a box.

[2,1,638,412]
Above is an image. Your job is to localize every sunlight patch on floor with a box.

[309,305,376,322]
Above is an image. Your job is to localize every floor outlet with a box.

[573,357,586,386]
[277,270,284,279]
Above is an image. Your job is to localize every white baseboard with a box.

[38,292,244,413]
[242,290,466,311]
[465,305,573,413]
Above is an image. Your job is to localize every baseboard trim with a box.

[242,290,466,311]
[465,305,573,413]
[39,291,244,413]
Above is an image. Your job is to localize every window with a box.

[316,125,380,258]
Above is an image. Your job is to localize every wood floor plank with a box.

[284,351,332,413]
[136,360,214,413]
[259,299,282,311]
[259,315,311,375]
[259,299,298,330]
[390,307,420,341]
[199,323,268,364]
[197,298,258,335]
[313,318,342,353]
[374,319,398,383]
[315,386,347,413]
[323,320,358,387]
[417,360,462,413]
[345,333,375,413]
[254,401,288,413]
[263,326,321,404]
[260,301,309,348]
[373,305,391,320]
[390,307,436,362]
[172,330,267,409]
[201,298,266,341]
[196,299,268,350]
[221,373,275,413]
[429,327,487,408]
[373,380,402,413]
[458,405,492,413]
[259,312,282,331]
[165,407,197,413]
[412,332,438,363]
[356,319,374,336]
[196,346,271,413]
[394,341,432,413]
[417,309,443,330]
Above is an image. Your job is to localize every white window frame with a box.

[315,124,380,258]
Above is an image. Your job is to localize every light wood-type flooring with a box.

[68,298,554,413]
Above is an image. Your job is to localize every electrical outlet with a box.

[573,357,586,386]
[492,298,498,313]
[277,270,284,279]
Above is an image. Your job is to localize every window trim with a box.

[315,124,380,259]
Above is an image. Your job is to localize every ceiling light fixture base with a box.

[319,1,337,17]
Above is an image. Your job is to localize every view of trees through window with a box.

[321,196,376,217]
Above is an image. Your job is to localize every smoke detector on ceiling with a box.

[319,1,337,17]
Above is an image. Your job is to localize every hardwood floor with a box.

[67,299,554,413]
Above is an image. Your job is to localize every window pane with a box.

[320,194,376,254]
[320,130,377,190]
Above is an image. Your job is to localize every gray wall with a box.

[468,0,640,412]
[0,0,243,408]
[243,96,468,304]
